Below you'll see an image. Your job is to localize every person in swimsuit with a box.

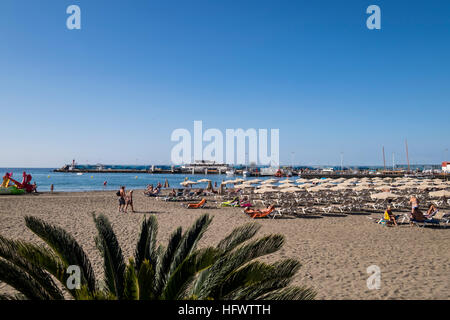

[124,189,134,213]
[426,204,439,219]
[383,205,398,226]
[409,196,419,213]
[118,186,126,212]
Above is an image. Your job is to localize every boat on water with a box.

[181,160,231,174]
[242,170,249,177]
[226,169,235,176]
[259,167,279,176]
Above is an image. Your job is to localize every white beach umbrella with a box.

[371,192,400,200]
[180,180,198,186]
[222,180,237,185]
[280,187,302,193]
[262,179,278,184]
[196,179,211,183]
[278,183,296,189]
[307,186,327,192]
[374,185,393,191]
[257,183,277,188]
[353,185,370,191]
[429,190,450,198]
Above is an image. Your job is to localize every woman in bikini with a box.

[124,189,135,213]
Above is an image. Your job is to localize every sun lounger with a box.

[185,198,207,209]
[244,205,276,219]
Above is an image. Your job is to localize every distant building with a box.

[442,162,450,173]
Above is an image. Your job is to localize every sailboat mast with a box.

[382,146,386,171]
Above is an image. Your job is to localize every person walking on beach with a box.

[124,189,135,213]
[50,184,54,193]
[118,186,126,212]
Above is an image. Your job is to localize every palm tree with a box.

[0,213,315,300]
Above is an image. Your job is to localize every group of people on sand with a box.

[144,184,161,196]
[383,195,441,226]
[117,186,134,213]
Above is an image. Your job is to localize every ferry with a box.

[181,160,230,174]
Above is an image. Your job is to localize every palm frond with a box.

[162,247,220,300]
[209,261,274,299]
[0,293,28,300]
[137,259,155,300]
[155,227,182,295]
[24,216,96,293]
[0,236,64,299]
[0,258,53,300]
[134,215,158,273]
[193,234,285,299]
[217,223,261,253]
[168,214,212,278]
[123,258,139,300]
[257,286,316,300]
[93,214,126,299]
[223,259,309,300]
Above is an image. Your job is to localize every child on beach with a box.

[118,186,126,212]
[125,190,135,213]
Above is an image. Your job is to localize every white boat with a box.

[226,169,235,176]
[76,173,83,176]
[242,170,249,177]
[259,167,278,176]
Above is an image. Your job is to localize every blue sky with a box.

[1,0,449,167]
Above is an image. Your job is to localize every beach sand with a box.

[0,191,449,300]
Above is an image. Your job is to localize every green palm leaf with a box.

[258,286,316,300]
[138,259,155,300]
[123,258,139,300]
[134,215,159,273]
[0,258,53,300]
[93,214,126,299]
[0,236,64,300]
[193,234,285,299]
[162,247,220,300]
[24,216,96,293]
[155,227,182,295]
[217,223,261,253]
[168,214,212,278]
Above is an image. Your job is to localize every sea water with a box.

[0,168,270,192]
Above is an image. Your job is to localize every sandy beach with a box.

[0,190,449,300]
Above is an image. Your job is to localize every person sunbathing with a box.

[410,207,425,223]
[426,204,439,219]
[244,204,275,218]
[144,185,154,195]
[383,205,398,226]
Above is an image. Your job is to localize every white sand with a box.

[0,191,449,299]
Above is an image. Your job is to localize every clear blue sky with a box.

[1,0,449,167]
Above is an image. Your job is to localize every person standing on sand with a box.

[409,195,419,213]
[118,186,126,212]
[50,184,54,193]
[124,190,135,213]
